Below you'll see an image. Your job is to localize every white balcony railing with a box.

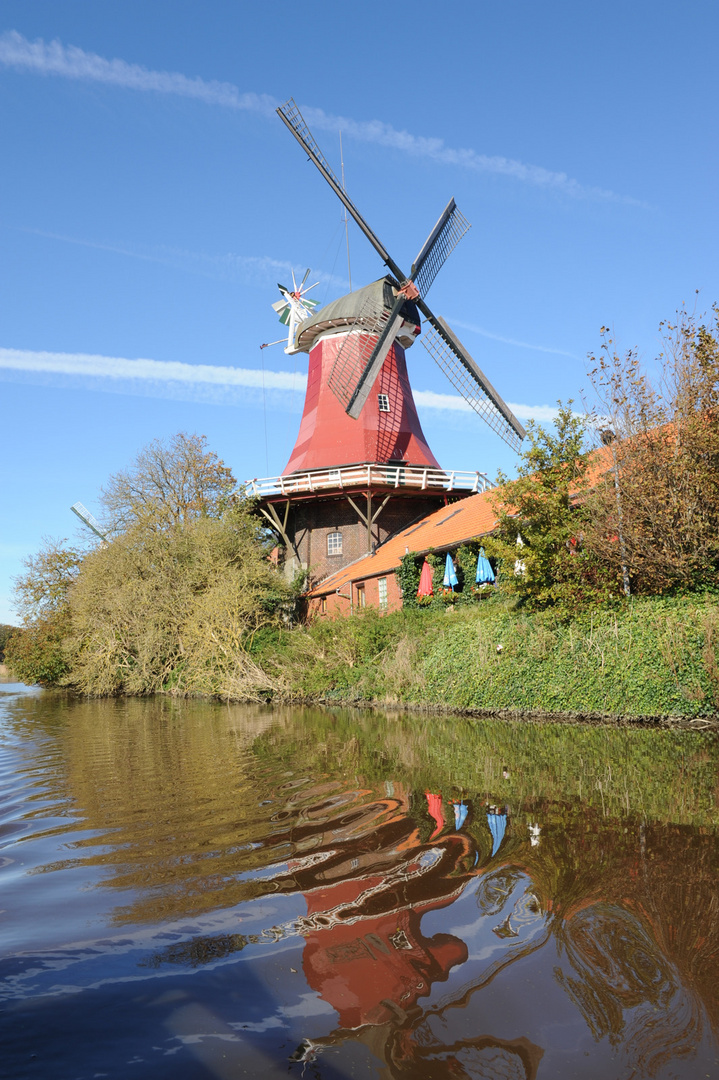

[244,464,493,499]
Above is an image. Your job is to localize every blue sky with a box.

[1,1,718,623]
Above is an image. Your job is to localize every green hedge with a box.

[420,596,719,716]
[269,594,719,718]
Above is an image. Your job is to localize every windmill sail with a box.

[327,293,401,415]
[337,201,471,415]
[419,317,526,451]
[411,199,471,297]
[277,99,403,280]
[328,293,405,419]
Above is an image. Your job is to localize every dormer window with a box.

[378,394,390,412]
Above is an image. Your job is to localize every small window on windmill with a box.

[378,394,390,412]
[327,531,343,556]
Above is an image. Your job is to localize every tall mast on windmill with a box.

[339,131,351,292]
[249,100,524,584]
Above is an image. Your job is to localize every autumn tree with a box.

[65,507,288,698]
[586,307,719,594]
[6,539,83,685]
[100,432,236,532]
[8,433,294,696]
[487,404,609,609]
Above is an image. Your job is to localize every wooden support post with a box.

[346,492,391,552]
[346,494,368,526]
[259,502,302,565]
[371,494,391,524]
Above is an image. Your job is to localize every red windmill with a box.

[249,100,525,584]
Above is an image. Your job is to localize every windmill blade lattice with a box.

[411,199,471,298]
[277,99,399,276]
[278,99,341,189]
[344,201,472,408]
[419,318,526,452]
[328,294,400,416]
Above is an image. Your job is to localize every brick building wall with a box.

[281,492,448,585]
[308,568,403,618]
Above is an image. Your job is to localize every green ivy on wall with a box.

[396,544,501,610]
[395,552,422,608]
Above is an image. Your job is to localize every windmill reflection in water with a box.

[141,777,713,1080]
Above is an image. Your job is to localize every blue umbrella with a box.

[443,552,458,588]
[487,811,507,856]
[452,801,468,830]
[475,547,495,584]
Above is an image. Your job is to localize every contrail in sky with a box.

[4,223,574,358]
[6,224,349,291]
[450,318,580,359]
[0,30,643,206]
[0,347,561,422]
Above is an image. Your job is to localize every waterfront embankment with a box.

[259,593,719,724]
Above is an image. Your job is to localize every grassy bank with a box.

[260,593,719,720]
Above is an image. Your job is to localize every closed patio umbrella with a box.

[417,559,434,598]
[443,552,458,589]
[475,547,495,584]
[425,791,444,839]
[487,809,507,856]
[452,800,468,830]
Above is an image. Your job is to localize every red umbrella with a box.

[417,559,434,598]
[425,791,445,839]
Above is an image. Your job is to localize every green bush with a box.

[263,594,719,718]
[0,624,16,663]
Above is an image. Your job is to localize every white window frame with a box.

[327,531,343,556]
[378,577,388,610]
[377,393,390,412]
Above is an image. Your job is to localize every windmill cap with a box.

[294,276,421,354]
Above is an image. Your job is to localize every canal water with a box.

[1,681,718,1079]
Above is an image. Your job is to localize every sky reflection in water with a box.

[0,685,718,1079]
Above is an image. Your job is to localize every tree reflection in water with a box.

[556,904,701,1077]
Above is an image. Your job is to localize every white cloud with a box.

[413,389,473,412]
[0,347,304,391]
[0,31,643,205]
[0,29,276,113]
[302,107,642,205]
[413,389,564,422]
[0,346,565,423]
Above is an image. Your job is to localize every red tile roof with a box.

[307,487,500,597]
[306,443,615,598]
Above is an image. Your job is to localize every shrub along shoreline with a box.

[7,588,719,726]
[255,593,719,725]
